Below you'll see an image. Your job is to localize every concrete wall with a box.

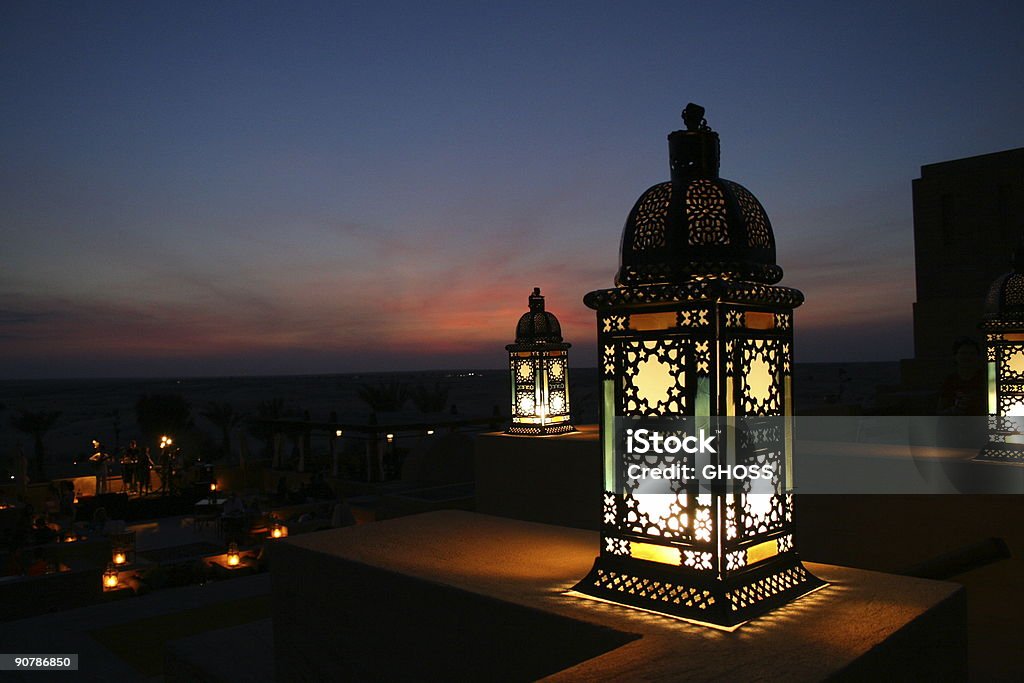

[474,426,601,530]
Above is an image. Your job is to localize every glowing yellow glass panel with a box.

[744,312,775,330]
[746,539,778,565]
[745,356,773,406]
[630,541,681,565]
[1007,400,1024,417]
[635,355,675,406]
[1007,350,1024,375]
[630,311,677,331]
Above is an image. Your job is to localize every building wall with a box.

[905,147,1024,385]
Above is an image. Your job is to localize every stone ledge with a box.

[272,511,966,681]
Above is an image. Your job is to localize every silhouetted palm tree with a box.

[409,382,450,413]
[201,401,246,460]
[11,409,61,480]
[356,381,408,412]
[135,394,192,446]
[249,397,287,461]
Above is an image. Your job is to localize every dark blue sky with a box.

[2,1,1022,378]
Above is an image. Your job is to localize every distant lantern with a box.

[112,549,127,565]
[103,564,119,590]
[978,247,1024,463]
[226,542,241,567]
[572,104,824,628]
[270,522,288,539]
[505,288,576,435]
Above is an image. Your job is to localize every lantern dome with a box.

[617,103,781,287]
[513,288,564,344]
[984,248,1024,320]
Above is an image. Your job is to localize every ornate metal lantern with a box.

[978,249,1024,463]
[573,104,823,628]
[506,288,575,435]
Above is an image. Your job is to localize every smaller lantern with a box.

[103,564,119,590]
[62,530,77,543]
[978,247,1024,462]
[112,549,127,565]
[209,482,218,493]
[505,288,575,435]
[270,522,289,539]
[226,542,241,567]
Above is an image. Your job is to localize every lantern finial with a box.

[1013,243,1024,272]
[529,287,545,312]
[669,103,720,181]
[682,102,707,131]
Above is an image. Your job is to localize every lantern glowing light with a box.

[103,564,119,590]
[270,523,288,539]
[112,550,127,565]
[505,288,575,436]
[571,104,823,628]
[978,249,1024,462]
[226,542,240,567]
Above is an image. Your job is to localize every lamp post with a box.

[572,104,823,628]
[505,288,575,436]
[977,248,1024,463]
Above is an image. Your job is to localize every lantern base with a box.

[505,423,576,436]
[975,442,1024,464]
[572,552,826,629]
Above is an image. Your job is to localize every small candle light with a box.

[103,564,118,590]
[226,542,240,567]
[386,433,394,444]
[112,550,127,565]
[270,523,288,539]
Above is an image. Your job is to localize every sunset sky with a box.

[2,2,1023,378]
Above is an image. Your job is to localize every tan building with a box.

[902,147,1024,388]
